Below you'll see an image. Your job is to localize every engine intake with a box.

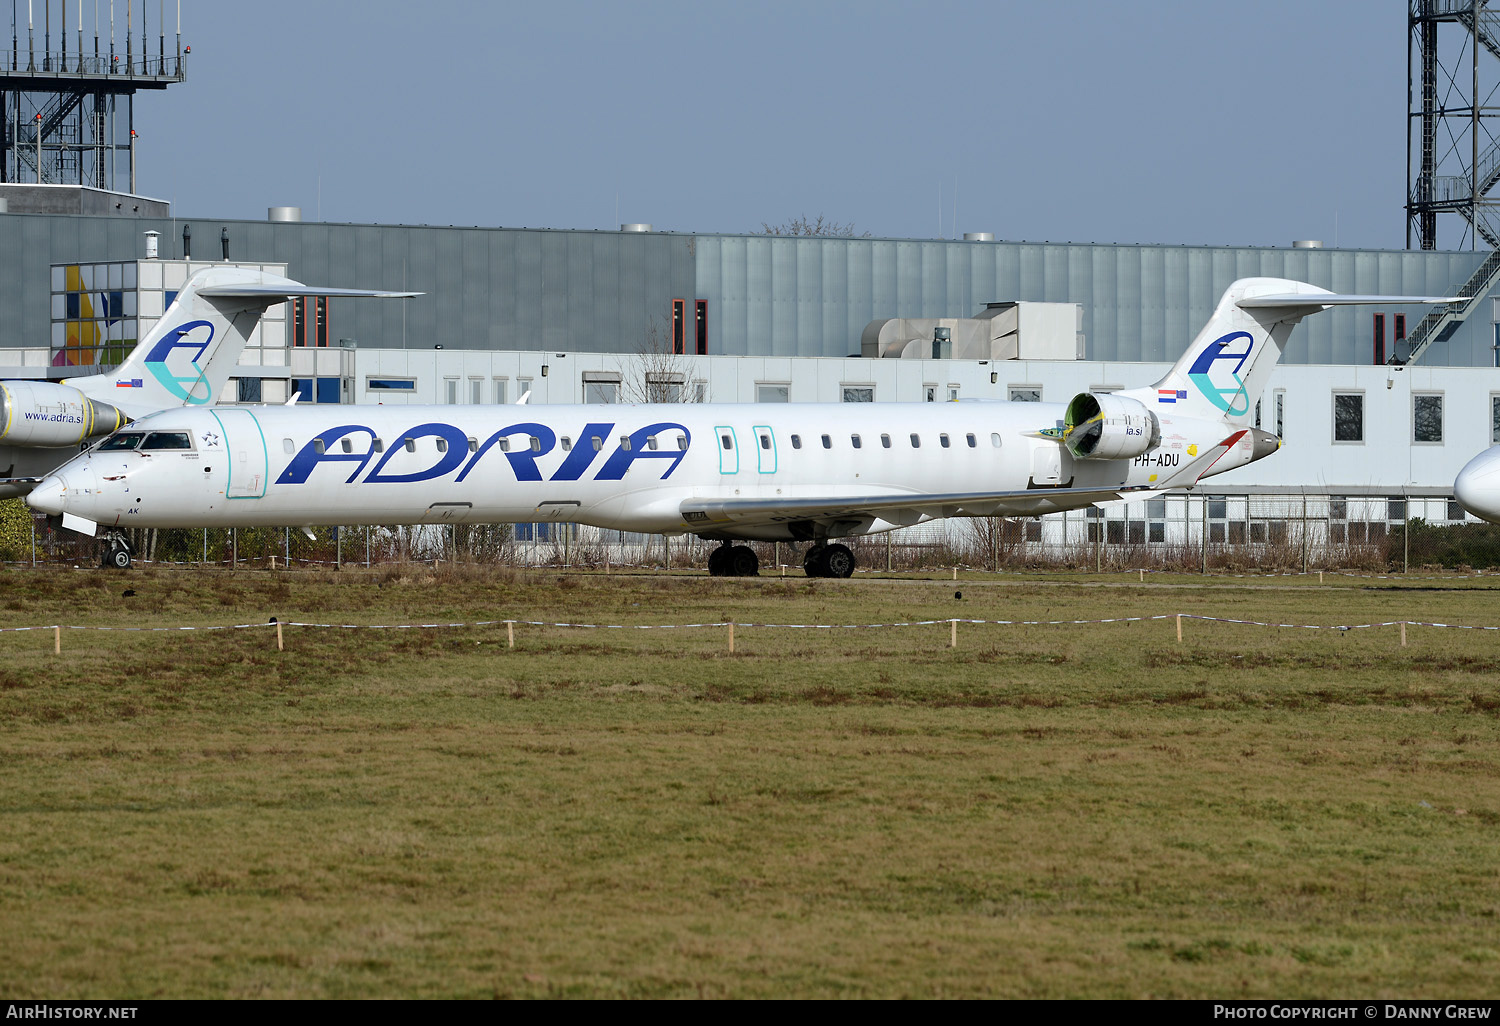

[0,381,129,448]
[1063,392,1160,460]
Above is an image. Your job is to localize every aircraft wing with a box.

[681,483,1158,531]
[681,430,1254,532]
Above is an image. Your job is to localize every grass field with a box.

[1,565,1498,998]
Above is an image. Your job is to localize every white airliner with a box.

[1454,446,1500,522]
[0,267,416,501]
[26,278,1456,575]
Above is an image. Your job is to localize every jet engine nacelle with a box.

[0,381,129,447]
[1063,392,1160,460]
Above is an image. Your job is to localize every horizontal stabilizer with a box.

[1238,293,1460,309]
[197,284,422,300]
[1152,431,1247,490]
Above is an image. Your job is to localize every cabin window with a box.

[966,433,977,448]
[100,432,145,451]
[530,436,543,452]
[821,434,832,449]
[341,438,353,454]
[373,439,385,453]
[436,438,448,453]
[468,437,478,452]
[909,434,921,448]
[790,434,802,449]
[140,432,192,451]
[759,434,771,450]
[281,438,294,454]
[404,438,416,453]
[313,439,326,455]
[676,434,688,450]
[648,435,659,451]
[499,438,511,452]
[881,434,891,448]
[851,434,862,448]
[991,433,1002,448]
[619,436,632,452]
[940,434,950,448]
[721,434,733,450]
[560,436,572,451]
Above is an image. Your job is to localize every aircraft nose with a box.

[25,473,69,515]
[1454,447,1500,523]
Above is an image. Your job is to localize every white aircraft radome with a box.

[1454,446,1500,523]
[0,268,417,500]
[26,278,1457,574]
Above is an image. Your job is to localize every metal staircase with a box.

[1393,247,1500,364]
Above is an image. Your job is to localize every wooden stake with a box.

[53,625,60,655]
[1318,570,1323,583]
[270,554,276,570]
[728,621,735,654]
[1176,614,1183,644]
[276,622,284,652]
[507,621,515,649]
[1400,621,1407,647]
[1139,568,1145,582]
[950,619,958,648]
[953,567,958,581]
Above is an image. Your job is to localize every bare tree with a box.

[759,214,872,238]
[618,317,702,404]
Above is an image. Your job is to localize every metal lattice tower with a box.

[2,1,185,192]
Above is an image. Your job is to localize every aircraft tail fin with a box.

[1116,278,1458,427]
[62,268,419,413]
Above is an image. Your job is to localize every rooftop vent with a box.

[269,206,303,222]
[963,232,994,242]
[1292,240,1323,249]
[620,223,652,233]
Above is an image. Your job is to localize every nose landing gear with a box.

[100,531,134,570]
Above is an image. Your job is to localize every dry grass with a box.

[1,566,1498,997]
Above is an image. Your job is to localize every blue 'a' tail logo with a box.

[143,320,216,404]
[1186,331,1253,416]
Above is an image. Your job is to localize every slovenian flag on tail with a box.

[115,378,143,388]
[1157,389,1187,404]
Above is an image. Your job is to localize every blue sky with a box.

[102,1,1419,248]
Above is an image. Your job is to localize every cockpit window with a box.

[99,432,145,451]
[140,432,193,451]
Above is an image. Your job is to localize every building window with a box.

[1010,387,1041,402]
[1274,390,1285,439]
[493,378,507,404]
[1333,392,1363,443]
[1373,313,1386,366]
[1389,498,1407,521]
[948,386,960,402]
[925,386,936,403]
[236,377,262,403]
[1492,396,1500,445]
[584,381,618,405]
[368,378,416,391]
[842,386,874,403]
[445,379,458,404]
[646,374,682,403]
[671,299,686,355]
[696,300,708,356]
[1413,393,1443,444]
[470,379,483,404]
[757,384,789,403]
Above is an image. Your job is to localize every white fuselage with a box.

[30,400,1253,541]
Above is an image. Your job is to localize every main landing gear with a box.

[707,542,760,577]
[803,543,855,579]
[100,531,133,570]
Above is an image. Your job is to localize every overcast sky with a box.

[74,1,1427,248]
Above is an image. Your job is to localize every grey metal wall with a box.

[0,211,1495,367]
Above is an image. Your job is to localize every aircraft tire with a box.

[707,545,731,577]
[109,546,132,570]
[729,545,759,577]
[824,544,855,579]
[803,545,828,578]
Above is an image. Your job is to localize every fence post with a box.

[950,618,957,648]
[53,625,60,654]
[507,621,514,649]
[1400,621,1407,647]
[1176,614,1183,644]
[728,621,735,654]
[276,622,283,652]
